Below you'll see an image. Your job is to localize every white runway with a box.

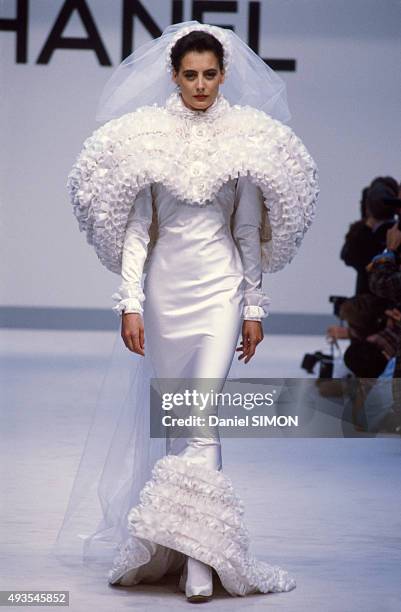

[1,329,400,611]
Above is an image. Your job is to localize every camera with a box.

[301,295,349,378]
[328,295,348,319]
[301,351,334,378]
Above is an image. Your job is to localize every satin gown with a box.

[122,175,265,465]
[107,170,296,596]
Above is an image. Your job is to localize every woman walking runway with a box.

[56,20,319,602]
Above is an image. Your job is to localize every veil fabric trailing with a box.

[51,327,166,573]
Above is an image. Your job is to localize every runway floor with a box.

[1,328,400,611]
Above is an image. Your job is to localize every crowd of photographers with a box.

[325,176,401,434]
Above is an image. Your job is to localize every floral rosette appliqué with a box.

[67,91,319,276]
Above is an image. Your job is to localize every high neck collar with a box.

[165,91,229,122]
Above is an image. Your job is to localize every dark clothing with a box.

[367,251,401,410]
[369,327,401,360]
[340,219,394,294]
[368,256,401,309]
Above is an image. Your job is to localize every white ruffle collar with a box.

[165,90,230,122]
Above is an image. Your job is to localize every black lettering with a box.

[122,0,162,60]
[248,1,259,53]
[0,0,28,63]
[37,0,111,65]
[249,1,295,71]
[192,1,237,27]
[266,58,296,71]
[172,0,184,24]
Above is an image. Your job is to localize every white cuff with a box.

[243,291,271,320]
[243,305,266,321]
[111,288,145,317]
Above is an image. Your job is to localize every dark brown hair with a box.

[170,31,225,73]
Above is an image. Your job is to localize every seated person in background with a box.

[344,308,401,375]
[340,178,398,294]
[326,293,388,343]
[367,220,401,309]
[367,219,401,402]
[322,296,401,432]
[343,308,401,433]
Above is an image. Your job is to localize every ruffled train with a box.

[107,454,296,597]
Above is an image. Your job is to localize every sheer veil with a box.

[96,20,291,123]
[51,327,166,573]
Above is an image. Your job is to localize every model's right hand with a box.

[121,312,145,356]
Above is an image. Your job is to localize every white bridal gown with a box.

[64,87,320,596]
[106,96,296,596]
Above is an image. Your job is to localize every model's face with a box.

[172,51,225,111]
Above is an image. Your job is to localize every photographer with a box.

[340,179,398,294]
[367,221,401,309]
[342,308,401,433]
[326,293,388,345]
[366,218,401,408]
[324,294,401,433]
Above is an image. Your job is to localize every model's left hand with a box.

[236,320,264,364]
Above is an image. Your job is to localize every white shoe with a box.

[179,557,213,602]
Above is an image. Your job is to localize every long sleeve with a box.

[231,175,271,321]
[111,186,153,316]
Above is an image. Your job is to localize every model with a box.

[62,21,319,603]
